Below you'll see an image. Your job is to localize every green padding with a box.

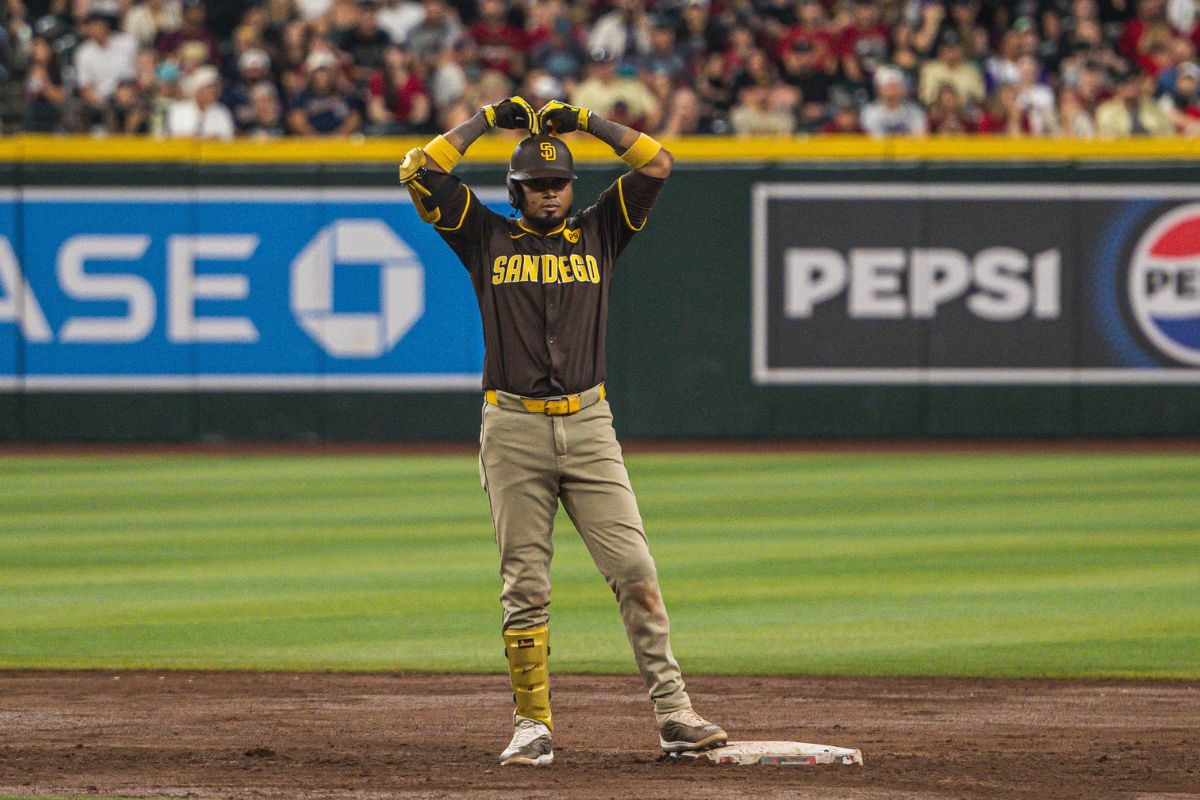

[5,160,1200,440]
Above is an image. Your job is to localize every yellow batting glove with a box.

[481,96,541,134]
[398,146,426,184]
[538,100,590,134]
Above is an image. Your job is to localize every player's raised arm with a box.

[397,97,541,229]
[538,101,673,179]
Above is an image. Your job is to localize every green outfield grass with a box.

[1,451,1197,679]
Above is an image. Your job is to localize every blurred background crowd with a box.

[4,0,1200,138]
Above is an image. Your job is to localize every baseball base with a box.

[669,740,864,766]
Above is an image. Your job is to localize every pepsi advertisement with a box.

[0,187,511,391]
[753,183,1200,385]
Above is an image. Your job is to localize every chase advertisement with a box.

[753,183,1200,385]
[0,187,509,391]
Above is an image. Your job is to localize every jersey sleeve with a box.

[577,170,666,260]
[409,170,497,271]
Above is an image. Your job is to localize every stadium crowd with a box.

[3,0,1200,138]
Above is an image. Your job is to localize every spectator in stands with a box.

[23,33,66,132]
[927,83,976,133]
[109,78,149,133]
[148,60,182,136]
[278,19,312,101]
[650,74,702,136]
[522,0,561,50]
[1096,69,1173,135]
[156,0,219,67]
[407,0,462,60]
[223,48,276,133]
[1036,6,1069,73]
[1159,60,1200,133]
[1118,0,1172,70]
[296,0,334,24]
[837,0,890,89]
[978,82,1030,135]
[777,0,832,66]
[821,91,864,133]
[365,43,430,133]
[732,48,778,98]
[912,0,945,57]
[888,23,922,85]
[860,65,927,136]
[639,15,685,80]
[677,0,725,70]
[1014,56,1057,135]
[167,64,235,139]
[338,0,393,81]
[377,0,426,45]
[986,27,1026,89]
[918,31,984,108]
[74,8,139,129]
[529,16,587,82]
[781,37,837,128]
[428,38,468,113]
[588,0,650,64]
[288,48,362,134]
[468,0,525,78]
[1058,87,1097,137]
[245,81,286,138]
[947,0,988,61]
[729,83,796,135]
[520,69,563,111]
[694,50,734,132]
[572,48,659,130]
[124,0,182,48]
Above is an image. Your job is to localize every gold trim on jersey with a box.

[433,187,472,232]
[616,175,647,232]
[516,219,567,237]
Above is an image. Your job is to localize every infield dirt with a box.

[1,672,1196,800]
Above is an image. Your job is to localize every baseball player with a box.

[398,96,727,766]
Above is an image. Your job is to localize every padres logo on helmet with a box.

[507,134,577,209]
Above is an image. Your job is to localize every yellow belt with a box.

[484,383,606,416]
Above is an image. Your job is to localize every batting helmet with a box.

[507,134,577,209]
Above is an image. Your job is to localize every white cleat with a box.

[500,715,554,766]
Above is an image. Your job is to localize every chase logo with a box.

[1128,204,1200,366]
[291,219,424,359]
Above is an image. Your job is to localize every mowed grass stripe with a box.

[1,453,1196,677]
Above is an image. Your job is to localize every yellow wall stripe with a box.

[3,134,1200,164]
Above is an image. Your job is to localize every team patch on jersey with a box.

[564,227,581,243]
[492,253,600,285]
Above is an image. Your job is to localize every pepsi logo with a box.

[1127,204,1200,366]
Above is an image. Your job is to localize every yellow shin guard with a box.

[503,626,552,731]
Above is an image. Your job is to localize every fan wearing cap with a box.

[166,64,235,140]
[398,98,728,767]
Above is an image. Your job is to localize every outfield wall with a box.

[2,136,1200,440]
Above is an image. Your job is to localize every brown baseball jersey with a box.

[417,168,665,397]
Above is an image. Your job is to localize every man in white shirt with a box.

[74,10,139,124]
[378,0,426,45]
[168,65,236,140]
[860,65,928,137]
